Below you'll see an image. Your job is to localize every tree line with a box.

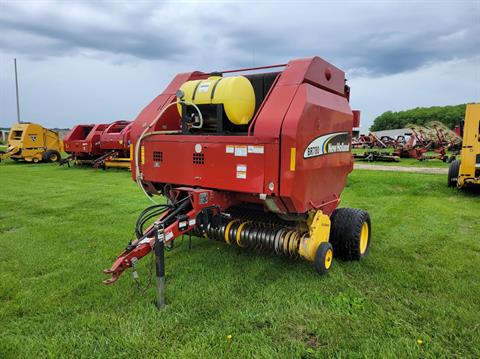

[370,104,467,131]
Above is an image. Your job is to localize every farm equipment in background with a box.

[94,120,132,169]
[353,151,399,162]
[61,121,132,169]
[354,121,462,163]
[448,104,480,189]
[353,132,388,149]
[0,122,63,163]
[62,123,108,165]
[392,122,462,162]
[103,56,372,308]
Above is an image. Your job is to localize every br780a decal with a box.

[304,132,350,158]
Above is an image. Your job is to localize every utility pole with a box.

[14,58,21,124]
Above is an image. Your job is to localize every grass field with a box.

[1,161,479,358]
[352,148,452,168]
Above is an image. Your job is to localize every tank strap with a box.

[191,81,202,101]
[210,78,223,100]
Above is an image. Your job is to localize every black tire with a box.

[329,208,371,261]
[448,160,461,187]
[43,150,61,163]
[314,242,334,275]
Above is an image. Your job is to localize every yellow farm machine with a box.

[448,104,480,189]
[0,122,63,163]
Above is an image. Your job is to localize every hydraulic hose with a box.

[134,99,203,203]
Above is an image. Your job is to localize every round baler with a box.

[103,56,371,308]
[62,121,132,168]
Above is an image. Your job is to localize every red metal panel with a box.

[352,110,361,128]
[279,84,353,214]
[64,123,108,156]
[141,136,278,195]
[277,57,345,96]
[252,85,298,139]
[100,121,131,151]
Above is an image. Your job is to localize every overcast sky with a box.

[0,0,479,131]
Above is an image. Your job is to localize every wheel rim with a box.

[325,248,333,269]
[50,154,58,161]
[360,222,369,254]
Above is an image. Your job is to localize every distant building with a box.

[1,129,9,143]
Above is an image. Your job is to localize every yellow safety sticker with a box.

[290,147,296,171]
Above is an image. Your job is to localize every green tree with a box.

[370,104,467,131]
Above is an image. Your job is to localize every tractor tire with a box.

[448,160,461,187]
[43,150,61,163]
[314,242,334,275]
[329,208,371,261]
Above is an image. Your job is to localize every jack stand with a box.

[154,226,166,309]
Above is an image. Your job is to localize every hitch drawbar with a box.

[102,188,231,285]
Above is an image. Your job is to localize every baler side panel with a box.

[141,137,277,194]
[280,84,353,214]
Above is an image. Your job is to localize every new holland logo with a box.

[304,132,350,158]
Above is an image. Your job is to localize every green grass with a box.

[352,148,452,168]
[0,161,479,358]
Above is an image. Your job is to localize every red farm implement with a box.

[103,56,372,308]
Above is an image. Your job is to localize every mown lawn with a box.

[352,148,452,168]
[0,161,479,358]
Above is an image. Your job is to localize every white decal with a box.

[304,132,350,158]
[248,145,264,154]
[226,145,234,154]
[198,82,210,93]
[236,164,247,172]
[234,145,247,157]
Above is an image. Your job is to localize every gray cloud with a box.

[0,1,186,60]
[0,1,479,76]
[0,1,478,130]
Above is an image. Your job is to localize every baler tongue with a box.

[102,271,121,285]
